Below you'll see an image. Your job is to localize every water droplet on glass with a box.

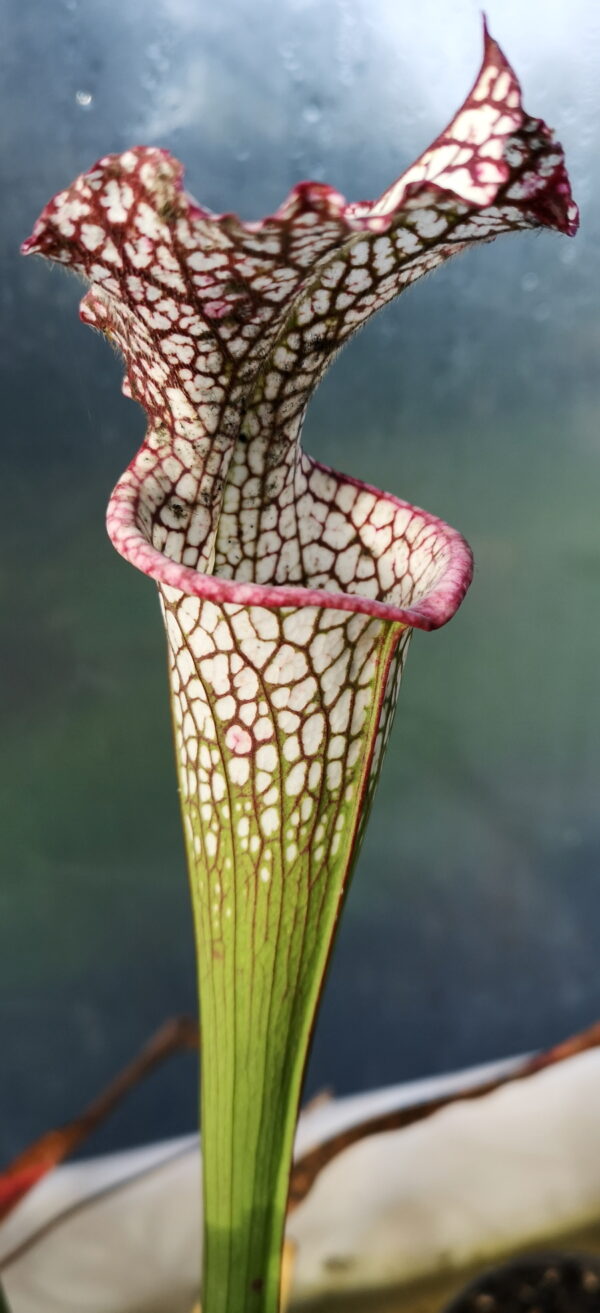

[521,272,539,293]
[302,103,322,126]
[560,244,577,265]
[75,89,93,108]
[533,302,550,323]
[280,43,303,83]
[560,104,577,127]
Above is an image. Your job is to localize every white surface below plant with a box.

[2,1051,600,1311]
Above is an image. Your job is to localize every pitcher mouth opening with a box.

[107,455,473,632]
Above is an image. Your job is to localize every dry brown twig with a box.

[0,1016,198,1222]
[288,1019,600,1210]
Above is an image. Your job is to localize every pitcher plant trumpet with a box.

[23,22,577,1312]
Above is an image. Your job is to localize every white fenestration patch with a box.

[100,179,134,223]
[285,762,307,797]
[81,223,106,251]
[228,756,250,786]
[261,807,280,838]
[302,713,326,757]
[225,725,252,755]
[256,744,277,773]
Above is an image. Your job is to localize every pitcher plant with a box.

[22,23,576,1313]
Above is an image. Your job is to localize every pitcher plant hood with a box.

[22,24,576,633]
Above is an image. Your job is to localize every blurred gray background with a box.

[1,0,599,1161]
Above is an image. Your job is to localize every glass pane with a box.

[2,0,599,1157]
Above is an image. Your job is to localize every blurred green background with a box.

[1,0,600,1161]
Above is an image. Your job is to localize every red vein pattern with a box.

[22,26,577,1309]
[22,25,576,629]
[20,21,578,923]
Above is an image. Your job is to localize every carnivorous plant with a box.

[22,24,576,1312]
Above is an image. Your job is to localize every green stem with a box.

[197,813,361,1310]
